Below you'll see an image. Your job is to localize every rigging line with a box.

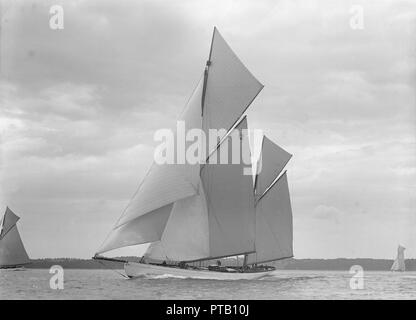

[95,258,129,279]
[247,255,293,266]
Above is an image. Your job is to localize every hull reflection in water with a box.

[124,262,272,280]
[0,266,26,271]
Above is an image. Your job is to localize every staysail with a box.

[0,207,30,267]
[96,203,174,254]
[391,245,406,272]
[144,179,209,262]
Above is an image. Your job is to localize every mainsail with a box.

[391,245,406,272]
[200,116,256,259]
[0,207,30,267]
[96,27,294,267]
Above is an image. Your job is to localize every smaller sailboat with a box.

[0,207,30,270]
[390,245,405,272]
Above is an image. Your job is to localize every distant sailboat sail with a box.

[95,27,294,279]
[391,245,406,272]
[0,207,30,268]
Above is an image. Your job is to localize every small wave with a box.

[260,274,325,282]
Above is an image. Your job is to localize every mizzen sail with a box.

[247,172,293,265]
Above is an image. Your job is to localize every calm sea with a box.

[1,269,415,299]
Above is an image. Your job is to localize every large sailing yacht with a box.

[95,28,294,280]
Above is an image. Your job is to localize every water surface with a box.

[1,269,415,299]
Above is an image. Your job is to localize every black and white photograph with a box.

[0,0,415,303]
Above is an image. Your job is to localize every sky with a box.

[0,0,415,259]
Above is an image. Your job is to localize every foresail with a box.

[0,225,30,267]
[203,28,263,150]
[114,77,204,228]
[96,203,174,254]
[247,171,293,265]
[115,163,196,228]
[201,117,256,258]
[144,180,210,262]
[255,136,292,197]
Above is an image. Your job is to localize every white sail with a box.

[0,208,30,267]
[98,73,206,253]
[391,245,406,272]
[201,117,256,259]
[255,136,292,197]
[247,172,293,265]
[0,207,20,238]
[144,179,210,262]
[96,203,174,254]
[95,28,295,269]
[202,28,263,147]
[113,75,206,229]
[177,75,205,188]
[115,163,196,228]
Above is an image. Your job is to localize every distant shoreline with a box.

[26,257,416,271]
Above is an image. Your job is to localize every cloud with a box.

[312,205,344,223]
[0,0,415,258]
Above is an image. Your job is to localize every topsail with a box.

[202,28,263,146]
[0,207,30,268]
